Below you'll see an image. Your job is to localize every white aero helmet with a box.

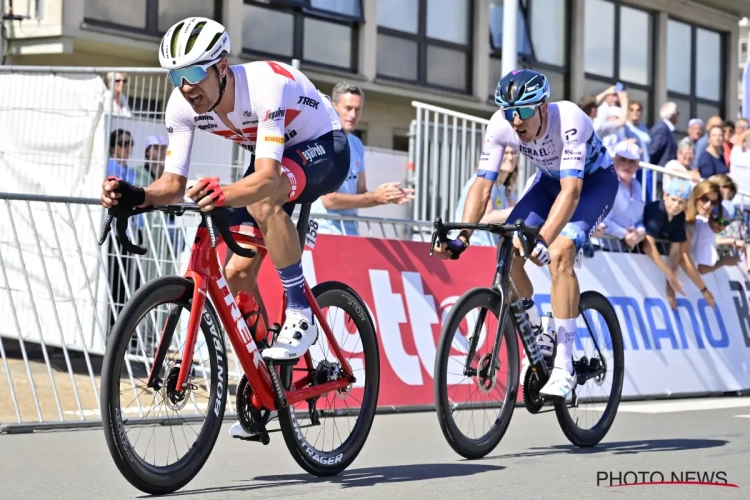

[160,18,231,111]
[159,17,230,70]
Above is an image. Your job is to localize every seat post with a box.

[296,203,311,249]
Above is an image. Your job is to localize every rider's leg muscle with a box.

[224,249,269,327]
[247,174,301,269]
[510,254,534,300]
[548,237,580,318]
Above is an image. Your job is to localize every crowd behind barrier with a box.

[1,66,750,432]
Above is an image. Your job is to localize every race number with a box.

[305,219,319,249]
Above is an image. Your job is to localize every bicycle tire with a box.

[434,287,520,459]
[100,276,228,495]
[277,281,380,476]
[554,290,624,447]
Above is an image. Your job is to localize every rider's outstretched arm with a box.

[142,173,188,206]
[222,157,281,207]
[459,177,494,238]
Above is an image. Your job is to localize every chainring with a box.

[236,375,270,434]
[522,368,545,414]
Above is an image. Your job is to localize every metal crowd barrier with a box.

[0,192,653,432]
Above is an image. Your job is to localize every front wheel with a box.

[278,281,380,476]
[100,276,228,495]
[554,290,624,447]
[434,287,519,459]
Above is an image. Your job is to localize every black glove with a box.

[446,236,469,260]
[106,176,146,215]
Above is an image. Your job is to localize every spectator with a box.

[600,141,646,252]
[696,125,729,179]
[601,106,627,153]
[311,83,415,236]
[729,128,750,195]
[625,100,651,163]
[732,118,749,146]
[648,102,678,167]
[578,89,629,138]
[686,118,704,145]
[709,173,750,270]
[685,179,738,275]
[454,146,518,246]
[691,115,724,169]
[722,120,735,165]
[664,140,700,187]
[107,129,134,182]
[105,71,132,117]
[134,135,167,186]
[641,177,715,310]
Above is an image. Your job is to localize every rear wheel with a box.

[434,287,519,459]
[100,276,228,495]
[554,291,624,447]
[277,281,380,476]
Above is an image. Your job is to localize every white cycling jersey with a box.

[478,100,612,181]
[164,60,341,178]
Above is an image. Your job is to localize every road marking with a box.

[735,414,750,418]
[579,398,750,414]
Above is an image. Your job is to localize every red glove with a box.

[200,177,226,207]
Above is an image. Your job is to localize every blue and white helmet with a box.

[495,69,550,108]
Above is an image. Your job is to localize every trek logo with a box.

[729,280,750,347]
[264,108,285,121]
[297,96,319,109]
[296,143,326,165]
[285,129,298,142]
[194,115,213,122]
[216,275,263,367]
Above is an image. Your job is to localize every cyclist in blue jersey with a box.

[433,69,619,399]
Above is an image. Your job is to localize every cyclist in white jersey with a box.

[100,18,350,421]
[433,69,618,399]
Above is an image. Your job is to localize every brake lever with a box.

[204,213,218,248]
[98,212,114,246]
[115,215,147,255]
[429,217,445,257]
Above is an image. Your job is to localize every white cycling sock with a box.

[553,317,576,374]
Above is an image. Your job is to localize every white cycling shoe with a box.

[262,309,318,361]
[539,367,577,399]
[229,421,258,440]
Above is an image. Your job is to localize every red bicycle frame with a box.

[150,225,354,411]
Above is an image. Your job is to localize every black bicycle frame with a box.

[487,236,550,382]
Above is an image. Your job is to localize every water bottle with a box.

[236,291,268,343]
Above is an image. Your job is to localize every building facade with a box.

[3,0,749,148]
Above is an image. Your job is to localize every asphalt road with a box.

[2,397,749,500]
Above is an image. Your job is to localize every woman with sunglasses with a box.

[433,68,618,400]
[686,179,740,275]
[100,18,352,439]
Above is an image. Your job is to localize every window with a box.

[85,0,218,36]
[583,0,654,125]
[376,0,473,93]
[488,0,568,101]
[666,19,725,133]
[242,0,362,72]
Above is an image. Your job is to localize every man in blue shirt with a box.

[311,83,415,236]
